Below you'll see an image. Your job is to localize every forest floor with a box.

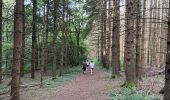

[45,69,119,100]
[0,66,164,100]
[45,68,164,100]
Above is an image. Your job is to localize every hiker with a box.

[82,62,87,74]
[86,60,90,70]
[90,61,95,74]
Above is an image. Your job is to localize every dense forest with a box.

[0,0,170,100]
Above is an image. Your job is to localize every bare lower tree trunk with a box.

[52,0,59,80]
[98,36,100,61]
[105,0,111,69]
[135,0,142,80]
[164,0,170,99]
[141,0,146,72]
[103,0,107,69]
[11,0,24,99]
[65,1,69,67]
[20,1,25,77]
[5,12,10,73]
[111,0,120,78]
[43,0,49,72]
[0,0,2,84]
[160,1,165,66]
[147,0,153,65]
[100,10,104,63]
[31,0,37,79]
[151,0,158,67]
[124,0,137,86]
[37,11,42,70]
[77,1,80,65]
[59,0,65,77]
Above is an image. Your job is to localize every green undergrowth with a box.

[43,67,81,88]
[122,81,137,89]
[110,88,160,100]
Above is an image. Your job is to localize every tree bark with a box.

[43,0,49,72]
[59,0,65,77]
[111,0,120,78]
[20,0,25,77]
[100,9,104,63]
[135,0,142,80]
[164,0,170,99]
[5,11,9,73]
[52,0,59,80]
[31,0,37,79]
[105,0,111,69]
[147,0,153,65]
[11,0,24,99]
[77,0,80,65]
[103,0,108,69]
[0,0,2,84]
[124,0,137,86]
[151,0,158,67]
[141,0,146,73]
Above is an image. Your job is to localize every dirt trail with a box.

[46,70,114,100]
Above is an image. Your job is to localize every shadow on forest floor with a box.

[0,66,164,100]
[0,67,81,100]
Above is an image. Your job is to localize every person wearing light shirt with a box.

[90,61,95,74]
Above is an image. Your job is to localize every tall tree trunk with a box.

[76,26,80,65]
[11,0,24,99]
[43,0,49,72]
[40,3,46,85]
[147,0,153,65]
[20,1,25,77]
[77,1,80,65]
[160,1,165,67]
[103,0,107,69]
[135,0,142,80]
[106,0,111,69]
[98,36,100,61]
[65,0,69,67]
[0,0,2,84]
[31,0,37,79]
[37,11,42,70]
[164,0,170,99]
[124,0,137,86]
[100,9,104,63]
[5,11,9,73]
[52,0,59,80]
[156,0,161,67]
[111,0,120,78]
[59,0,65,77]
[141,0,146,72]
[151,0,158,67]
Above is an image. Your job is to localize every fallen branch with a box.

[20,83,41,88]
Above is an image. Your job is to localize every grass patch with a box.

[110,88,160,100]
[43,67,81,88]
[122,81,137,89]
